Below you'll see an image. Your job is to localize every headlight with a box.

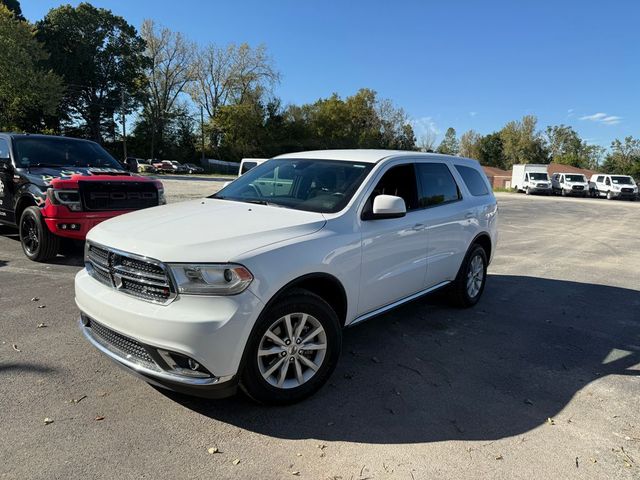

[169,264,253,295]
[47,188,82,211]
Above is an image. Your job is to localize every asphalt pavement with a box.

[1,187,639,480]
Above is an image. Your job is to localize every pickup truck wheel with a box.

[19,206,59,262]
[525,186,530,195]
[606,191,614,200]
[240,290,341,405]
[449,244,488,308]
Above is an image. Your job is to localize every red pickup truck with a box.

[0,133,165,261]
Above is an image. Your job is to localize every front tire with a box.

[240,290,342,405]
[19,206,60,262]
[449,244,488,308]
[607,191,614,200]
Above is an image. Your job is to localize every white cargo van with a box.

[551,173,590,197]
[239,158,268,176]
[590,174,638,200]
[511,164,551,195]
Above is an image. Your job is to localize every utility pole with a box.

[200,105,205,165]
[121,89,127,162]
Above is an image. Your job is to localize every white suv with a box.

[76,150,498,404]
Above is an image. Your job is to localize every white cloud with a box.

[469,111,477,117]
[411,116,441,136]
[579,112,622,125]
[567,108,574,118]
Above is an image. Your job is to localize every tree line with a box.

[0,1,638,177]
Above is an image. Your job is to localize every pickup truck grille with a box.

[86,242,175,304]
[621,187,634,193]
[572,185,584,191]
[79,180,158,211]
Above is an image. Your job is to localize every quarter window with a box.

[597,176,604,182]
[416,163,461,207]
[455,165,489,196]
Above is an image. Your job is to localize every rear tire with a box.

[19,206,59,262]
[449,244,488,308]
[240,289,342,405]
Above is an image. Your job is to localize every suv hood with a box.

[87,198,327,262]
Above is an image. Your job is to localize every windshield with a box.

[212,158,374,213]
[565,174,585,182]
[529,172,548,180]
[611,176,633,185]
[13,137,123,169]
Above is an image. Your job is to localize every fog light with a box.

[188,358,200,371]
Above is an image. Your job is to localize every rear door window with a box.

[416,163,461,207]
[455,165,489,196]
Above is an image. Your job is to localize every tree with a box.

[37,3,148,141]
[188,42,279,119]
[545,124,594,168]
[476,133,505,169]
[459,130,482,159]
[0,0,23,20]
[0,5,63,130]
[417,130,436,152]
[499,115,547,168]
[437,127,459,155]
[140,19,195,158]
[603,136,640,176]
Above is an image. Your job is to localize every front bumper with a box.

[529,185,551,194]
[42,203,135,240]
[75,269,264,397]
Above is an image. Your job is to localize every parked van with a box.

[551,173,589,197]
[511,164,551,195]
[239,158,268,176]
[589,174,638,200]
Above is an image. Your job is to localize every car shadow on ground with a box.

[0,226,84,267]
[165,274,640,444]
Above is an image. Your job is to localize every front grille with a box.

[536,183,548,188]
[87,319,160,371]
[79,180,158,211]
[572,185,584,191]
[86,242,175,304]
[622,187,634,193]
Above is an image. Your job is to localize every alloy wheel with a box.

[257,313,327,389]
[466,254,484,298]
[20,215,39,255]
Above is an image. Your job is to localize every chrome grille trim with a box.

[85,241,176,305]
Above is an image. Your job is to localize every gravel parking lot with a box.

[1,184,639,480]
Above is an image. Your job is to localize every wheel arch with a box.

[471,232,492,264]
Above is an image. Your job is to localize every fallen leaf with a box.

[291,472,300,476]
[31,297,39,302]
[37,323,47,328]
[371,356,380,363]
[44,417,54,425]
[524,399,534,405]
[207,447,219,454]
[317,444,326,450]
[232,459,240,465]
[495,455,503,460]
[327,422,334,426]
[296,453,302,457]
[95,416,105,421]
[70,395,87,404]
[12,344,21,352]
[38,305,46,309]
[547,417,555,425]
[590,458,597,463]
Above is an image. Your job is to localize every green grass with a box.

[493,187,515,193]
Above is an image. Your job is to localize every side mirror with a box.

[369,194,407,219]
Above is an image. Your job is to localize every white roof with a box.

[275,149,467,164]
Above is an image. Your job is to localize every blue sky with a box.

[22,0,639,147]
